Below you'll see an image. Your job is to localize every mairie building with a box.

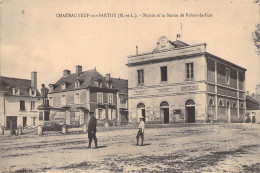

[127,36,246,124]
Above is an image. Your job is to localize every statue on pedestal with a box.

[41,84,49,106]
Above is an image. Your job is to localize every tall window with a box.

[75,93,80,104]
[20,100,25,110]
[32,117,36,126]
[137,69,144,85]
[108,109,116,119]
[97,109,105,119]
[108,93,113,104]
[39,112,43,121]
[30,101,35,110]
[226,68,230,84]
[61,94,66,105]
[97,92,103,103]
[186,63,194,80]
[160,66,168,81]
[44,111,50,121]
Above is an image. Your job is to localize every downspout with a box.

[4,95,6,127]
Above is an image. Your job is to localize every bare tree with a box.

[252,24,260,54]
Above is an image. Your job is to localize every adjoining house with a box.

[47,66,128,127]
[246,92,260,123]
[0,72,41,129]
[110,78,128,125]
[127,36,247,124]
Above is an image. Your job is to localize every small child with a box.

[135,118,145,146]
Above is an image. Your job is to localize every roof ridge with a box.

[0,76,31,81]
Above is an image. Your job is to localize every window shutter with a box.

[108,109,111,119]
[95,109,98,119]
[112,110,116,120]
[102,109,106,119]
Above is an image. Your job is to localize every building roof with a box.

[50,69,128,94]
[51,69,102,93]
[0,76,40,96]
[110,78,128,94]
[246,95,260,110]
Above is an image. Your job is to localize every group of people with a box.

[87,112,145,149]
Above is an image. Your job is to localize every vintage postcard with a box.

[0,0,259,172]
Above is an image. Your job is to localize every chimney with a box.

[247,91,249,96]
[76,65,82,77]
[105,73,110,81]
[31,71,37,88]
[63,70,71,77]
[136,45,138,55]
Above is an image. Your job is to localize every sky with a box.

[0,0,259,93]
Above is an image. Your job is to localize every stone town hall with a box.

[127,36,246,124]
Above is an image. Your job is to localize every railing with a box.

[128,43,206,65]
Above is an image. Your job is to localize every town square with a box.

[0,0,260,172]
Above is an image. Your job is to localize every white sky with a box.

[0,0,259,93]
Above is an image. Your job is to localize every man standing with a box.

[87,112,98,149]
[135,118,145,146]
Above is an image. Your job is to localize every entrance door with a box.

[137,103,146,122]
[6,116,17,130]
[142,109,146,122]
[160,101,170,124]
[23,117,27,127]
[185,99,195,123]
[186,107,195,123]
[163,108,169,124]
[32,117,36,126]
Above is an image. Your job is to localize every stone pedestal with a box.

[38,105,51,126]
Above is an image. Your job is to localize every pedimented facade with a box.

[127,36,246,124]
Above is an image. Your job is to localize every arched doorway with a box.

[137,103,145,122]
[185,99,195,123]
[160,101,169,124]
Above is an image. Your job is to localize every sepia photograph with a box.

[0,0,259,172]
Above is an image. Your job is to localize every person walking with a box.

[87,112,98,149]
[135,118,145,146]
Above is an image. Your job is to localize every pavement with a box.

[0,123,259,172]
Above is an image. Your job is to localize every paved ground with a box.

[0,123,259,172]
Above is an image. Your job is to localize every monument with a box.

[37,84,51,126]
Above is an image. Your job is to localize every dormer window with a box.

[49,85,53,92]
[110,84,113,89]
[30,90,36,97]
[75,81,80,88]
[105,82,109,88]
[99,82,102,87]
[94,81,99,86]
[61,83,66,90]
[12,88,20,96]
